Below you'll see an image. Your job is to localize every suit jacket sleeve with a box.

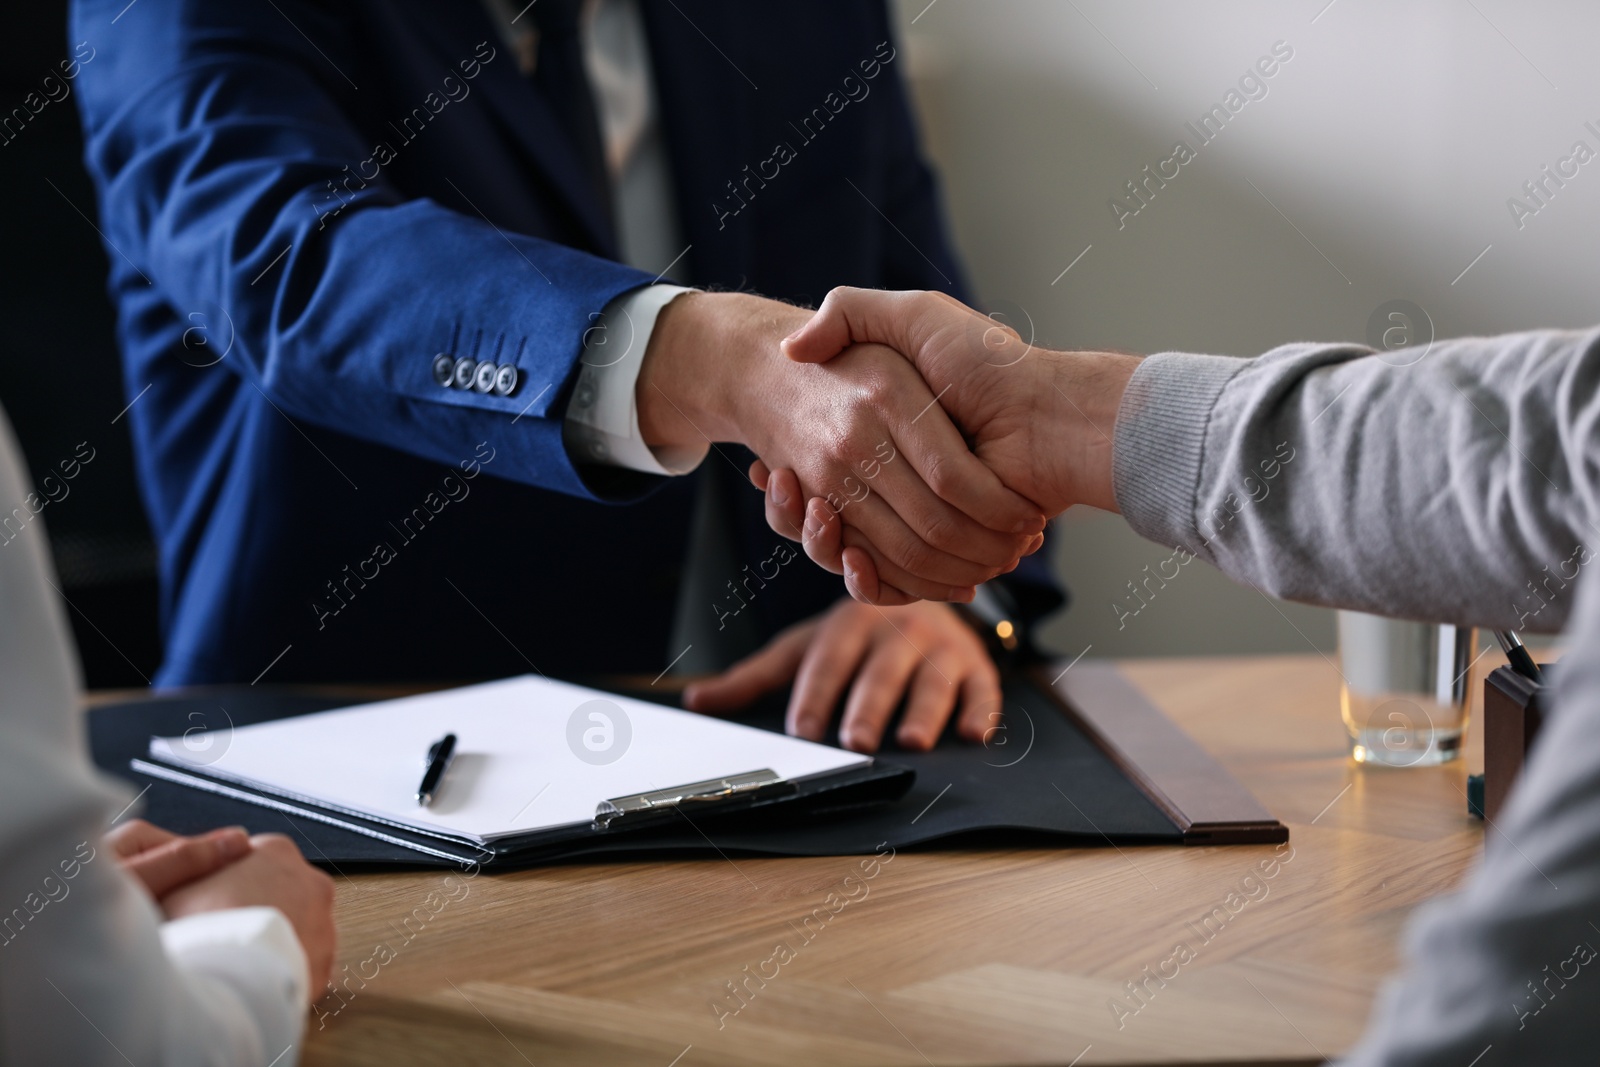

[70,0,655,502]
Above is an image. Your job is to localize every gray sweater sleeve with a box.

[1113,328,1600,632]
[1112,328,1600,1066]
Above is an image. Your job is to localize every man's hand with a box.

[108,818,252,903]
[161,833,338,989]
[682,597,1000,753]
[757,287,1142,600]
[636,291,1047,603]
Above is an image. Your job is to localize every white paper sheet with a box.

[148,675,869,844]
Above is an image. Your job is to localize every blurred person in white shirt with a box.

[0,403,336,1067]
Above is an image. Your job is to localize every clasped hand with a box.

[637,291,1048,603]
[107,817,337,989]
[730,288,1139,603]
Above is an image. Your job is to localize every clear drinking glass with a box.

[1337,612,1477,767]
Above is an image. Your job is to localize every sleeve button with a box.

[473,361,498,393]
[493,365,520,396]
[452,357,478,389]
[432,353,456,387]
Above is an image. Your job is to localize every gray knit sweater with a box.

[1114,329,1600,1066]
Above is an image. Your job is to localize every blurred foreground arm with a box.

[0,406,329,1066]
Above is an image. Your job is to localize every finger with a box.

[866,440,1038,568]
[764,467,806,541]
[747,458,771,492]
[798,487,973,605]
[124,827,251,898]
[888,405,1045,538]
[781,287,926,365]
[787,607,876,741]
[992,534,1043,575]
[841,523,977,603]
[956,664,1005,746]
[105,818,175,859]
[841,546,882,605]
[683,621,815,714]
[837,632,923,753]
[840,546,919,607]
[799,498,925,606]
[837,489,1000,588]
[896,657,963,751]
[801,497,845,574]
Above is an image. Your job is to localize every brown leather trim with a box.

[1035,660,1287,845]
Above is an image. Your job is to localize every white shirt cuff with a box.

[563,283,708,475]
[162,906,310,1061]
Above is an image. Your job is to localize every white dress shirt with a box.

[0,404,310,1066]
[483,0,704,476]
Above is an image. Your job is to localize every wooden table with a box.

[298,655,1488,1067]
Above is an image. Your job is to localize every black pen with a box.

[417,733,457,807]
[1494,631,1544,685]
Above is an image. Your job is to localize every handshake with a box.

[637,287,1144,603]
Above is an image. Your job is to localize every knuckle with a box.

[804,653,849,685]
[253,833,299,858]
[894,537,940,578]
[856,370,894,410]
[921,452,953,498]
[917,511,960,552]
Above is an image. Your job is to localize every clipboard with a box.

[136,675,915,867]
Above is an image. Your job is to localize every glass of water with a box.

[1337,612,1477,767]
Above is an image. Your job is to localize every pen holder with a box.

[1478,664,1547,823]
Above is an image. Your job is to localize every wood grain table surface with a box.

[104,654,1495,1066]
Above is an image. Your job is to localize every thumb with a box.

[782,286,921,364]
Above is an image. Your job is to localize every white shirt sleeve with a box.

[563,283,708,475]
[161,908,310,1062]
[0,404,309,1067]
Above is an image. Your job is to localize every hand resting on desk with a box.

[684,598,1000,754]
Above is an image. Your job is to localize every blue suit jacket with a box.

[71,0,1061,685]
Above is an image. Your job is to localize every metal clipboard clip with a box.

[594,769,789,830]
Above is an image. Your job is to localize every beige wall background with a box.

[888,0,1599,658]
